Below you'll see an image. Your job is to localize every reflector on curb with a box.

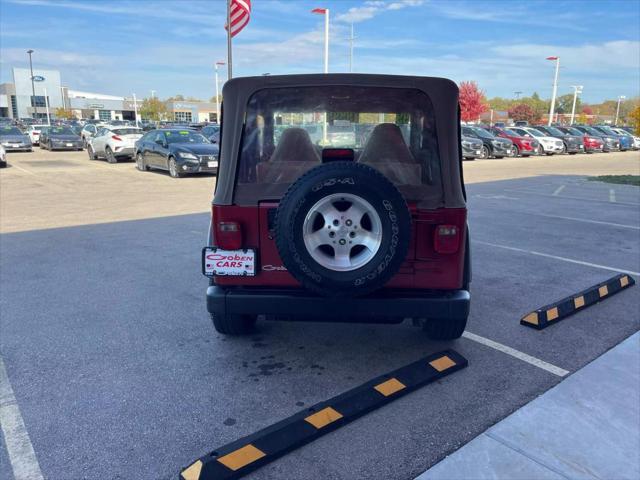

[520,274,635,330]
[179,349,467,480]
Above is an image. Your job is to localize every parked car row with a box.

[460,123,639,160]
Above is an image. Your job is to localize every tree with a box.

[459,81,488,122]
[629,106,640,136]
[166,94,185,101]
[54,107,74,119]
[581,106,593,115]
[487,97,514,112]
[508,104,539,123]
[555,93,581,114]
[140,97,167,121]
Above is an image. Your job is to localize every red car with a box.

[483,126,539,157]
[202,74,471,340]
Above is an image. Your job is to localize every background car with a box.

[0,125,32,151]
[39,125,83,151]
[80,123,102,147]
[592,125,633,151]
[555,126,604,153]
[611,127,640,150]
[134,129,219,178]
[461,126,513,158]
[87,126,144,163]
[484,125,539,157]
[0,144,6,167]
[201,124,220,144]
[535,126,584,154]
[25,124,49,145]
[508,126,563,155]
[573,125,619,152]
[461,135,483,160]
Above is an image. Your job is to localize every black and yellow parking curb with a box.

[180,349,467,480]
[520,273,635,330]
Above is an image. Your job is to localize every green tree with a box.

[555,93,581,114]
[140,97,168,121]
[167,94,185,101]
[487,97,514,112]
[629,106,640,135]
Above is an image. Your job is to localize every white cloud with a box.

[336,0,424,23]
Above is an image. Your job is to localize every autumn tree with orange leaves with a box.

[459,81,488,122]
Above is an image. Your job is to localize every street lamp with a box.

[546,56,560,126]
[214,61,226,124]
[615,95,626,126]
[27,49,37,119]
[514,91,523,100]
[132,93,139,127]
[569,85,583,125]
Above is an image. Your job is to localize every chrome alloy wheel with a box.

[302,193,382,272]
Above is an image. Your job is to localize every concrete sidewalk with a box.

[418,332,640,480]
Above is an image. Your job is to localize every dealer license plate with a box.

[11,144,20,148]
[66,143,73,147]
[475,150,481,155]
[202,247,255,276]
[207,161,217,168]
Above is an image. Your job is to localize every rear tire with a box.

[87,145,98,160]
[105,147,117,164]
[479,145,490,159]
[512,145,520,157]
[136,153,147,171]
[211,313,257,335]
[169,157,181,178]
[422,316,468,340]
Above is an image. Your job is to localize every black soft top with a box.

[214,74,464,207]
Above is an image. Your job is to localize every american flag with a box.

[226,0,251,38]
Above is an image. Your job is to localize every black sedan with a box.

[0,125,32,152]
[462,126,513,159]
[535,126,584,154]
[134,129,218,178]
[39,126,83,151]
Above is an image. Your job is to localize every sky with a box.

[1,0,639,103]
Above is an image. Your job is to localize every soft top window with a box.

[235,85,443,208]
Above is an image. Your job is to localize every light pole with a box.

[546,56,560,126]
[514,91,522,100]
[43,87,51,125]
[312,8,329,73]
[569,85,583,125]
[349,23,355,73]
[214,61,225,124]
[615,95,626,126]
[132,93,139,127]
[27,49,37,119]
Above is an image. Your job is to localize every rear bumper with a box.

[206,286,470,320]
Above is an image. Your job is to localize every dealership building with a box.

[0,67,140,121]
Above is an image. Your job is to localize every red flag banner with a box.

[546,56,558,60]
[312,8,327,14]
[226,0,251,38]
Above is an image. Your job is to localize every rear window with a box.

[112,128,141,135]
[235,85,443,208]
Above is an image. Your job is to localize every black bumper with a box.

[206,286,470,320]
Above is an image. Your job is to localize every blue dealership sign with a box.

[32,75,45,82]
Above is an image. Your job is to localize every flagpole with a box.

[227,0,233,79]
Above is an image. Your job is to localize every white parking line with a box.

[609,189,616,203]
[527,213,640,230]
[503,189,639,207]
[476,241,640,277]
[552,185,565,196]
[0,356,44,480]
[8,164,36,176]
[463,331,569,377]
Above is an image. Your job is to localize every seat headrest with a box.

[359,123,415,164]
[269,128,320,163]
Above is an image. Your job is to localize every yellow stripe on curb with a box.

[547,307,559,321]
[217,444,266,471]
[181,460,203,480]
[429,355,456,372]
[574,296,585,309]
[621,276,629,287]
[599,285,609,297]
[304,407,343,429]
[374,378,406,397]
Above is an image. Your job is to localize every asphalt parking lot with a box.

[1,149,639,479]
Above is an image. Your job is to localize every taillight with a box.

[111,135,122,141]
[434,225,460,254]
[215,221,242,250]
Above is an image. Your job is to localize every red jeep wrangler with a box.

[202,74,470,340]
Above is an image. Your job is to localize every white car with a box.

[0,144,6,167]
[25,125,49,145]
[87,126,143,163]
[510,126,564,155]
[611,127,640,150]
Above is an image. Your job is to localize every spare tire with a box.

[274,161,411,297]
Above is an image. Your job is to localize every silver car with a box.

[87,126,143,163]
[0,125,32,152]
